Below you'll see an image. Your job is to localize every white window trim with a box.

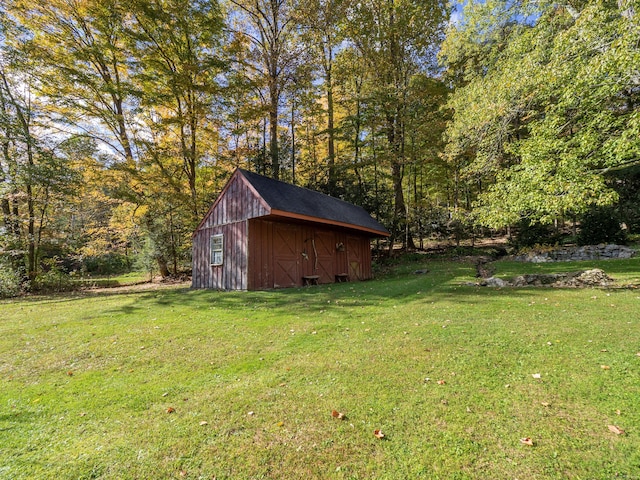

[210,233,224,266]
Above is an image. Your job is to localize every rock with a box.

[475,268,615,288]
[475,256,496,278]
[482,277,508,287]
[513,244,636,262]
[511,274,568,286]
[558,268,614,287]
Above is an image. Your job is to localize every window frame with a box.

[210,233,224,266]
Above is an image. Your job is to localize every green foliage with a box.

[80,253,132,276]
[577,207,627,246]
[607,165,640,234]
[441,0,640,228]
[511,219,561,249]
[0,259,23,297]
[31,258,75,293]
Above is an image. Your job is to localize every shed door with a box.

[347,235,364,280]
[313,230,335,283]
[273,223,300,288]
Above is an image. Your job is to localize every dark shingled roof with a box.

[239,169,389,236]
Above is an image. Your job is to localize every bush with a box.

[0,262,23,298]
[32,257,75,293]
[511,220,561,249]
[81,253,132,275]
[577,207,627,246]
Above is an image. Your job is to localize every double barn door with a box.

[272,224,360,288]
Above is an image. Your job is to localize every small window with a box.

[210,234,223,266]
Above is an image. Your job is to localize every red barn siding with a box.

[244,218,374,290]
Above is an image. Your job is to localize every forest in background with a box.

[0,0,638,294]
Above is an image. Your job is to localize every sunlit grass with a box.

[1,256,639,479]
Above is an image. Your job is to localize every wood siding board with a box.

[237,172,271,216]
[269,209,388,237]
[193,170,271,237]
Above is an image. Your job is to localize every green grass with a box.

[1,257,640,479]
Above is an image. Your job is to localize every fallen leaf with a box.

[277,421,285,427]
[167,407,175,414]
[600,349,608,352]
[437,380,446,385]
[636,352,640,357]
[616,410,621,416]
[331,410,345,420]
[67,371,73,376]
[541,402,550,407]
[374,429,385,439]
[601,365,611,370]
[608,425,625,435]
[162,392,169,397]
[199,421,208,426]
[179,470,186,477]
[520,437,534,446]
[532,373,541,379]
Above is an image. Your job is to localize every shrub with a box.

[32,257,75,293]
[577,207,627,246]
[511,219,561,248]
[0,262,23,298]
[81,253,132,275]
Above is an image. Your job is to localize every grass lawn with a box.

[1,256,640,479]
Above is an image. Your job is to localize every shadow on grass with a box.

[7,255,634,317]
[96,259,548,318]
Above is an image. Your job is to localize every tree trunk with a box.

[325,50,336,195]
[156,255,171,278]
[269,84,280,180]
[291,100,296,184]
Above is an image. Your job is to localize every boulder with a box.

[482,277,508,287]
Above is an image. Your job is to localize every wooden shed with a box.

[192,168,389,290]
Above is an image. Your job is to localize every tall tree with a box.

[345,0,448,247]
[299,0,348,195]
[11,0,138,165]
[441,0,640,228]
[228,0,303,179]
[127,0,225,220]
[0,31,78,281]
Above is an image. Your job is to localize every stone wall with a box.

[514,244,636,263]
